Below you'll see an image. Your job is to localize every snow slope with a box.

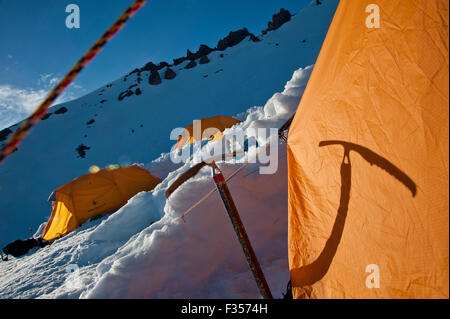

[0,0,339,298]
[0,64,313,299]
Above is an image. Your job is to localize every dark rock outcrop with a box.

[120,8,293,87]
[118,90,134,101]
[217,28,258,51]
[173,57,187,66]
[128,68,140,76]
[164,68,176,80]
[76,144,90,158]
[129,61,172,82]
[149,70,162,85]
[0,128,12,142]
[41,113,52,121]
[157,61,170,69]
[184,60,197,69]
[141,62,158,72]
[199,55,210,64]
[249,34,260,42]
[264,8,292,33]
[198,44,214,56]
[186,49,195,60]
[189,45,214,60]
[54,107,68,114]
[173,44,214,67]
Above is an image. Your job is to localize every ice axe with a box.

[166,160,273,299]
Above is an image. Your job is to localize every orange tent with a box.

[174,115,241,149]
[42,165,161,241]
[288,0,448,298]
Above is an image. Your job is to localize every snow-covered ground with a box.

[0,0,339,298]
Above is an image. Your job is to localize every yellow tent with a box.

[288,0,448,298]
[42,165,161,241]
[174,115,241,149]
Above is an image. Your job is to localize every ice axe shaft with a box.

[210,163,273,299]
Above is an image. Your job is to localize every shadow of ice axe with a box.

[290,140,417,291]
[319,140,417,197]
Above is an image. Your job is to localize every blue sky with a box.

[0,0,311,130]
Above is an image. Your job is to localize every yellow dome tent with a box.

[41,165,161,241]
[174,115,241,149]
[288,0,448,298]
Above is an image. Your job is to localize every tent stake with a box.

[210,162,273,299]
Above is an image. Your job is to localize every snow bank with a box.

[78,65,313,299]
[83,154,290,299]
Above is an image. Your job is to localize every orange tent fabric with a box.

[42,165,161,241]
[174,115,241,149]
[288,0,449,298]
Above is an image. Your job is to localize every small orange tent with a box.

[174,115,241,149]
[288,0,448,298]
[42,165,161,241]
